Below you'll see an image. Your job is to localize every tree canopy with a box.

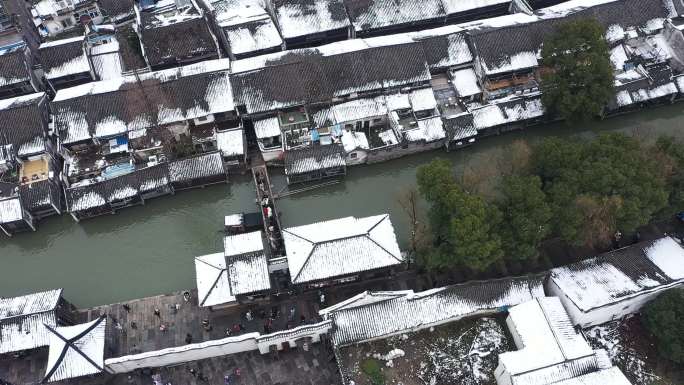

[541,18,614,122]
[642,290,684,364]
[497,175,552,272]
[532,133,668,248]
[417,159,503,273]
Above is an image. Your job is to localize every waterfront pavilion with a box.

[43,317,107,382]
[195,230,272,308]
[282,214,404,288]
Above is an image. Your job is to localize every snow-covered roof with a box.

[468,0,667,76]
[549,236,684,312]
[0,289,62,354]
[450,67,481,97]
[168,152,225,183]
[53,59,233,143]
[216,128,244,157]
[231,42,430,114]
[498,297,601,384]
[471,104,507,129]
[43,317,106,382]
[404,116,446,142]
[550,367,632,385]
[312,96,388,127]
[0,92,47,158]
[283,214,403,284]
[195,252,235,307]
[0,196,23,224]
[274,0,350,39]
[224,231,270,295]
[284,144,346,176]
[39,36,91,80]
[227,251,271,296]
[253,116,281,139]
[341,129,370,152]
[224,230,264,256]
[223,18,283,56]
[323,275,545,346]
[0,43,30,88]
[408,87,437,112]
[90,41,123,80]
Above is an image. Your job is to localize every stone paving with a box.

[0,271,419,385]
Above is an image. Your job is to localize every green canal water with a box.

[2,104,684,307]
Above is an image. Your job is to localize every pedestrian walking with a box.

[154,308,161,317]
[185,333,193,344]
[245,310,253,321]
[189,368,197,377]
[122,304,131,312]
[159,324,167,332]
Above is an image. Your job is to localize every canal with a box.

[2,104,684,307]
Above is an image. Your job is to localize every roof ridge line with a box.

[42,316,105,382]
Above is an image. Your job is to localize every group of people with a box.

[255,169,282,253]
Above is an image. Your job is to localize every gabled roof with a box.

[0,92,46,157]
[322,275,545,346]
[231,42,430,114]
[168,151,225,183]
[39,36,91,80]
[66,163,171,213]
[549,236,684,312]
[98,0,135,21]
[0,43,31,88]
[498,297,599,384]
[418,31,473,71]
[195,252,235,307]
[20,179,61,212]
[284,144,346,176]
[283,214,402,284]
[53,59,233,143]
[223,18,283,56]
[343,0,446,32]
[469,0,668,75]
[0,289,62,354]
[444,112,477,141]
[195,232,270,307]
[138,0,219,66]
[43,317,106,382]
[90,41,124,80]
[273,0,350,39]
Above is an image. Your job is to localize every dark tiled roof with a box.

[0,45,31,88]
[443,112,476,141]
[646,62,673,87]
[53,66,232,142]
[418,32,473,71]
[0,94,46,153]
[343,0,446,32]
[19,180,60,212]
[98,0,135,19]
[66,164,172,212]
[549,237,684,311]
[39,38,88,78]
[168,151,225,183]
[140,16,219,66]
[0,182,18,198]
[471,0,668,74]
[232,43,430,114]
[327,275,545,346]
[273,0,350,39]
[284,144,346,176]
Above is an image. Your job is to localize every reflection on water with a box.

[2,104,684,307]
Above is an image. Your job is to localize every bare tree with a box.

[396,187,426,259]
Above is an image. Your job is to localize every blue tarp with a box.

[102,163,135,179]
[310,128,320,142]
[116,137,128,146]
